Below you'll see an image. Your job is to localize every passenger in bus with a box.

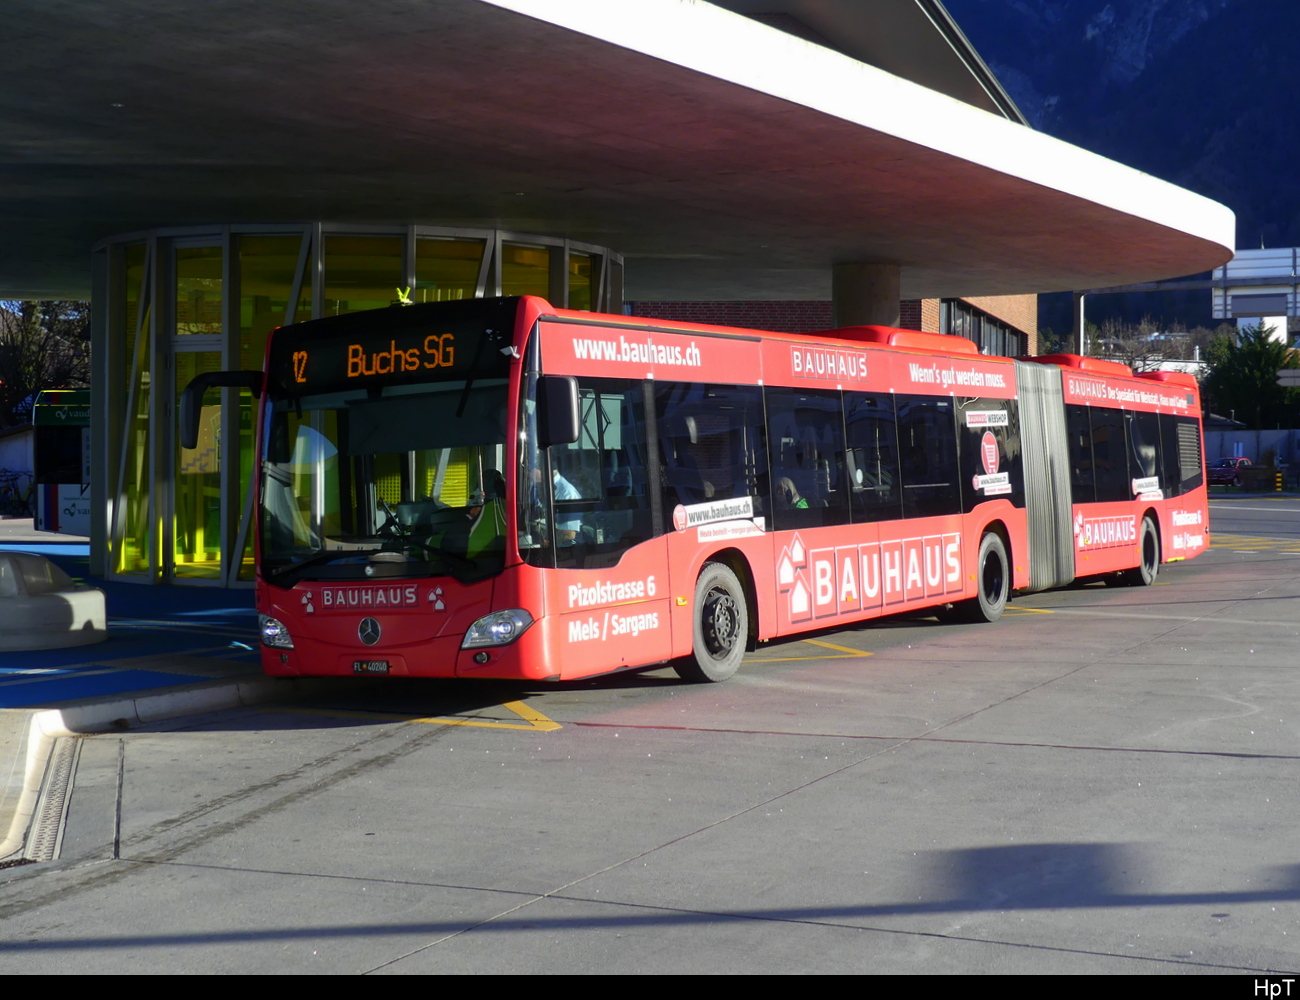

[483,468,507,502]
[607,464,633,497]
[526,466,582,545]
[553,468,582,544]
[775,477,809,509]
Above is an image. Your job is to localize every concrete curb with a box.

[30,675,305,737]
[0,716,50,861]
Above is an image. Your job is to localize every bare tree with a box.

[1090,316,1234,373]
[0,301,90,429]
[1095,316,1167,372]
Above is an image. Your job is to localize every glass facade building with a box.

[91,224,623,586]
[940,299,1028,358]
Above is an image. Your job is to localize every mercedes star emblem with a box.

[358,617,381,645]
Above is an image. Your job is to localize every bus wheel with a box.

[674,562,748,683]
[1119,516,1159,586]
[938,532,1009,623]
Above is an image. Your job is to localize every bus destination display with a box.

[266,300,517,396]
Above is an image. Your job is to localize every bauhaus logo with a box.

[777,531,963,626]
[1073,512,1137,550]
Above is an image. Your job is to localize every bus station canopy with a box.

[1,0,1233,300]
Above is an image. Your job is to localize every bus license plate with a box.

[353,660,390,675]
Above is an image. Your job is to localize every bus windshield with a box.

[260,377,509,585]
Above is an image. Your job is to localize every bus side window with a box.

[895,394,961,519]
[957,396,1023,512]
[1126,410,1161,493]
[1066,404,1096,505]
[552,378,654,568]
[765,386,849,530]
[655,382,766,518]
[844,392,902,523]
[1090,407,1128,502]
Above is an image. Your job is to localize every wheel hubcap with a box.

[702,588,740,658]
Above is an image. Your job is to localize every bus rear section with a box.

[1033,355,1208,586]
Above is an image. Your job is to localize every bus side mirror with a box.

[180,370,265,449]
[537,375,580,447]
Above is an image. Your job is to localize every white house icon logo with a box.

[777,536,812,623]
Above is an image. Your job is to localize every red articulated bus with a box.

[182,296,1208,683]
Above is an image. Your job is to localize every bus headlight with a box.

[462,609,534,648]
[259,614,295,649]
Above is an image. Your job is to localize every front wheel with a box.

[673,562,748,683]
[937,532,1009,623]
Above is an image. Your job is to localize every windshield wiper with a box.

[268,547,383,579]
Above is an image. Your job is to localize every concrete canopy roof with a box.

[2,0,1233,301]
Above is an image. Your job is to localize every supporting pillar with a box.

[832,263,900,328]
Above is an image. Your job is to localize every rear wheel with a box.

[937,532,1009,623]
[673,562,748,683]
[1119,516,1159,586]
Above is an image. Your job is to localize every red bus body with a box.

[247,298,1207,682]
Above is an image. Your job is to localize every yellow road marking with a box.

[747,637,873,663]
[267,699,562,732]
[1003,605,1054,615]
[498,700,563,731]
[1210,534,1299,552]
[802,638,870,656]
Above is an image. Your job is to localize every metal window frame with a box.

[97,222,623,587]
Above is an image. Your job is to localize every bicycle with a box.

[0,469,34,517]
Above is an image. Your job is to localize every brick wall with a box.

[921,298,941,333]
[962,294,1038,351]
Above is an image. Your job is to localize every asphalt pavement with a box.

[1,498,1299,973]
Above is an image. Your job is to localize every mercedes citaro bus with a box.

[182,296,1207,683]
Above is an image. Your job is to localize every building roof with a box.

[1,0,1233,300]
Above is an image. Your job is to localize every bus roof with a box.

[1029,353,1134,378]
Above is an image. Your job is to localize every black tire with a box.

[673,562,748,683]
[1119,516,1159,587]
[939,532,1009,623]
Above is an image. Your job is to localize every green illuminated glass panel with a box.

[175,246,223,336]
[173,351,223,579]
[568,252,592,310]
[501,243,550,298]
[239,235,309,368]
[415,238,484,303]
[237,235,309,580]
[122,243,147,368]
[115,296,153,576]
[324,236,403,316]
